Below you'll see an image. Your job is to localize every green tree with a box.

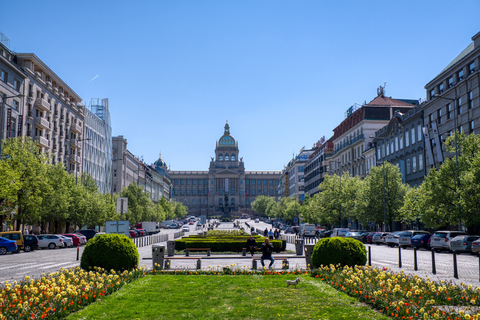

[399,185,422,228]
[357,162,406,231]
[251,195,275,217]
[119,182,155,224]
[0,137,49,230]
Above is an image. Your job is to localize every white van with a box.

[299,223,316,237]
[331,228,349,237]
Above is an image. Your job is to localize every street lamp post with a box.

[0,94,24,153]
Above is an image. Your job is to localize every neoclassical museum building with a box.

[167,122,281,217]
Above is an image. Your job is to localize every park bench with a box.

[241,247,261,256]
[164,257,202,270]
[251,256,291,270]
[185,248,211,256]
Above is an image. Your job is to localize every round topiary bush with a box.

[80,234,139,271]
[311,237,367,268]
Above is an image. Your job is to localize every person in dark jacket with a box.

[260,238,275,268]
[264,228,268,237]
[246,235,257,256]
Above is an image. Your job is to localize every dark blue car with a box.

[0,236,18,255]
[410,234,432,250]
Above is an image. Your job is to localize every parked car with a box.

[129,230,137,238]
[450,235,480,254]
[23,235,39,252]
[472,238,480,254]
[0,237,18,255]
[331,228,350,237]
[36,234,64,249]
[75,229,98,241]
[168,223,180,229]
[385,232,402,247]
[285,226,299,234]
[58,235,73,248]
[0,231,24,253]
[75,233,87,245]
[366,232,380,244]
[430,231,468,251]
[410,234,432,250]
[182,225,189,232]
[372,232,389,245]
[345,231,362,241]
[398,230,431,248]
[360,232,370,243]
[136,229,146,237]
[62,234,81,247]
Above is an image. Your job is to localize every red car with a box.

[129,230,137,238]
[136,229,146,237]
[62,234,81,247]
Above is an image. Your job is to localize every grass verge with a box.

[66,274,388,320]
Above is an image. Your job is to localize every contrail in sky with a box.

[89,75,99,82]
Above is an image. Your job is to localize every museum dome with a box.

[154,153,167,169]
[218,121,236,146]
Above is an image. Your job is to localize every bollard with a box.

[478,254,480,282]
[196,259,201,270]
[368,246,371,266]
[413,248,418,271]
[77,247,79,261]
[431,249,436,274]
[252,259,257,270]
[453,251,458,279]
[398,245,402,268]
[242,248,246,256]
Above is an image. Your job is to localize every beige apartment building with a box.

[14,53,85,175]
[168,122,281,217]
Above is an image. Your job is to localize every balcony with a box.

[70,139,78,148]
[35,98,52,113]
[35,117,50,130]
[71,123,82,134]
[69,154,81,163]
[35,136,49,148]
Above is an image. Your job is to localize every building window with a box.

[469,61,476,74]
[395,137,398,152]
[411,128,415,145]
[377,148,381,160]
[406,158,411,174]
[246,179,249,185]
[469,91,473,109]
[390,141,394,154]
[406,131,410,147]
[429,89,435,100]
[417,125,422,142]
[225,154,229,161]
[180,179,185,185]
[419,154,423,171]
[12,100,19,111]
[458,69,464,81]
[447,103,452,120]
[192,179,196,185]
[399,135,403,149]
[437,109,442,124]
[269,189,274,196]
[246,188,249,196]
[180,188,184,196]
[429,113,433,124]
[439,83,444,94]
[0,69,7,82]
[204,188,208,196]
[386,142,390,156]
[13,79,20,90]
[231,187,235,195]
[218,154,223,161]
[470,120,475,134]
[459,125,463,133]
[252,189,256,196]
[218,187,223,195]
[458,97,462,115]
[186,179,190,185]
[192,188,196,196]
[175,179,179,185]
[448,77,454,88]
[231,154,235,161]
[412,156,417,173]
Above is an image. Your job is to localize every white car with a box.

[182,226,189,232]
[36,235,64,249]
[58,235,73,248]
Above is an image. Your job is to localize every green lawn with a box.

[66,274,389,320]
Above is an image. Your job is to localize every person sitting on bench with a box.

[260,238,275,268]
[246,235,257,256]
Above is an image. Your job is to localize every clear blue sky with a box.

[2,1,479,171]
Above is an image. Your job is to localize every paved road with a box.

[2,221,480,288]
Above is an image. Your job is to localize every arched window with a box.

[218,154,223,161]
[231,154,236,161]
[192,199,196,205]
[225,154,229,161]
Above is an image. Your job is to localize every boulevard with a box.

[1,220,479,288]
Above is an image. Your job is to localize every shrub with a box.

[311,237,366,268]
[81,234,139,271]
[221,218,231,222]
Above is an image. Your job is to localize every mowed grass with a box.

[66,274,389,320]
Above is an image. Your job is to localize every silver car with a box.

[385,232,402,247]
[430,231,468,251]
[372,232,389,245]
[58,235,73,248]
[36,235,64,249]
[450,235,480,254]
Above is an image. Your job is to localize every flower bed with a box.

[312,264,480,319]
[0,266,145,320]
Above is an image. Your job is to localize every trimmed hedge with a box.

[311,237,366,268]
[175,235,286,252]
[80,234,139,271]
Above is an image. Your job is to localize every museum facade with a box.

[166,122,281,217]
